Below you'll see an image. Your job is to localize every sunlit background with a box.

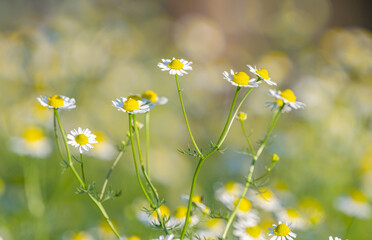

[1,0,372,239]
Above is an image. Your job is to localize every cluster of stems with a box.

[53,109,122,239]
[173,73,283,239]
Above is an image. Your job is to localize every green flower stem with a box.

[54,109,121,239]
[132,114,160,202]
[53,114,64,160]
[54,109,85,189]
[216,87,254,148]
[130,114,168,235]
[175,74,203,157]
[216,86,241,145]
[145,111,150,176]
[80,154,86,186]
[239,119,255,155]
[99,146,126,200]
[180,87,254,239]
[221,108,282,239]
[128,114,155,208]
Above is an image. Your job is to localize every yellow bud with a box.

[271,154,280,162]
[237,112,247,121]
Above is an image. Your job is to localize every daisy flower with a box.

[226,197,260,221]
[70,231,94,240]
[268,221,296,240]
[247,65,276,86]
[233,218,266,240]
[266,89,305,113]
[334,189,371,219]
[10,126,52,158]
[152,234,179,240]
[215,181,244,207]
[180,194,210,214]
[37,94,76,110]
[223,70,259,88]
[157,58,192,76]
[236,112,247,121]
[248,188,281,212]
[275,208,307,230]
[167,206,199,229]
[196,218,226,239]
[112,97,151,114]
[329,237,342,240]
[137,205,171,226]
[67,128,98,154]
[141,90,168,105]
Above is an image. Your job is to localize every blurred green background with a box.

[1,0,372,239]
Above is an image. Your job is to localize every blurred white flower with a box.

[180,194,210,214]
[248,188,281,212]
[334,189,371,219]
[234,218,265,240]
[157,58,192,76]
[10,126,51,158]
[141,90,168,106]
[166,206,199,229]
[152,234,179,240]
[275,208,307,230]
[215,181,244,207]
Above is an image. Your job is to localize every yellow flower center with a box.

[274,223,291,236]
[72,232,90,240]
[142,90,158,103]
[75,134,89,145]
[259,188,273,200]
[280,89,296,102]
[48,94,64,108]
[168,59,184,70]
[151,205,171,219]
[232,72,250,85]
[234,197,251,212]
[245,225,261,238]
[23,127,44,142]
[127,236,140,240]
[123,98,139,112]
[127,95,141,101]
[286,208,300,219]
[174,206,188,219]
[192,195,202,203]
[225,181,237,192]
[256,68,270,80]
[350,189,368,203]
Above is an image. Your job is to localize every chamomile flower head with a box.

[112,97,151,114]
[124,236,141,240]
[141,90,168,105]
[10,126,52,158]
[37,94,76,110]
[152,234,179,240]
[180,194,210,214]
[215,181,244,207]
[268,222,296,240]
[275,208,307,230]
[237,112,248,121]
[226,197,260,221]
[167,206,199,229]
[329,237,342,240]
[196,218,226,239]
[248,188,281,212]
[335,189,371,219]
[158,58,192,76]
[267,89,305,113]
[137,205,171,226]
[234,218,266,240]
[67,128,98,154]
[247,65,277,86]
[223,70,259,88]
[70,231,94,240]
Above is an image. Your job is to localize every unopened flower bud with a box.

[271,154,280,162]
[237,112,247,121]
